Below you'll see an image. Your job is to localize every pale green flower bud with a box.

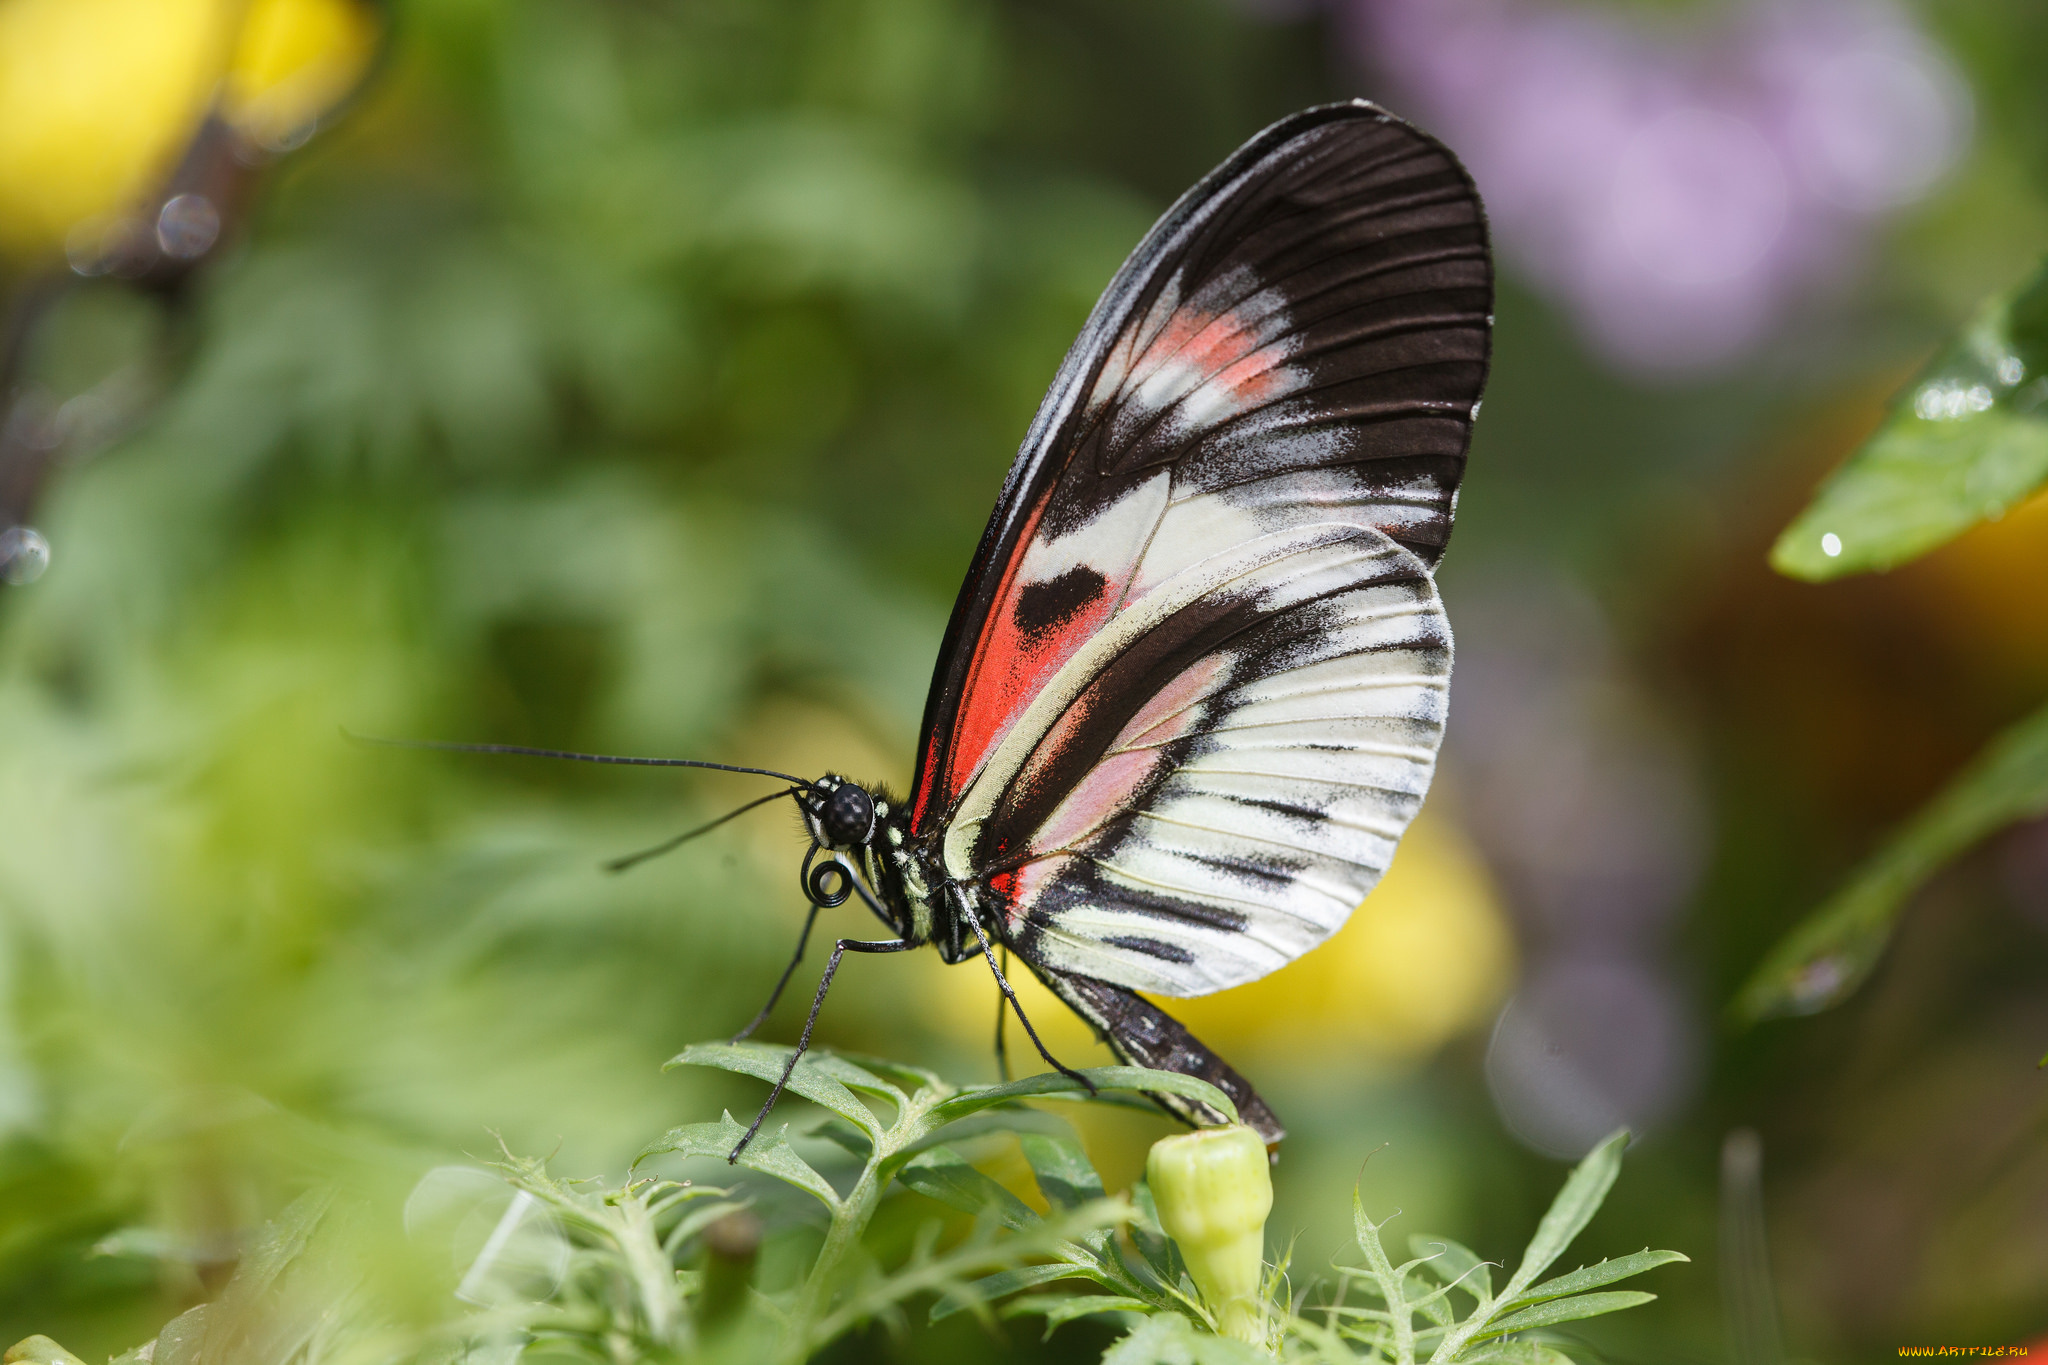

[1146,1124,1273,1344]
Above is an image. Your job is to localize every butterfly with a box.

[380,99,1491,1157]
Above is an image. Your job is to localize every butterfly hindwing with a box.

[950,520,1450,997]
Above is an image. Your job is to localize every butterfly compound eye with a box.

[820,783,875,846]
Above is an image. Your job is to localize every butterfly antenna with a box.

[341,729,818,790]
[604,786,807,874]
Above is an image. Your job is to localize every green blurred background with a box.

[0,0,2045,1358]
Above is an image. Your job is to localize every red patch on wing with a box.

[1121,303,1292,422]
[945,551,1115,808]
[915,295,1289,832]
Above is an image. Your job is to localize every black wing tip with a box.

[1032,968,1287,1147]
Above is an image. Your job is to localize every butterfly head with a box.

[805,774,877,849]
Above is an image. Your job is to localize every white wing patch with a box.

[1014,471,1169,598]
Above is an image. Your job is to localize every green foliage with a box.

[1772,257,2048,580]
[1750,254,2048,1023]
[31,1060,1675,1365]
[1292,1131,1681,1365]
[1736,698,2048,1019]
[637,1043,1232,1360]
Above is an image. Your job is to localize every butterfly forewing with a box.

[912,103,1489,835]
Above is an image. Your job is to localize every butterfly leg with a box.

[993,945,1011,1083]
[731,903,822,1043]
[729,934,915,1162]
[954,893,1095,1094]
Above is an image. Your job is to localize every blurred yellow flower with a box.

[0,0,233,256]
[0,0,377,259]
[1166,803,1513,1062]
[224,0,380,152]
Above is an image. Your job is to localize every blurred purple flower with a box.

[1446,572,1706,1154]
[1338,0,1971,372]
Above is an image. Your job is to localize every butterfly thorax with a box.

[807,776,971,961]
[867,798,979,964]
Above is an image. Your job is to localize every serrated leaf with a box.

[1735,698,2048,1021]
[634,1113,840,1210]
[1472,1290,1656,1341]
[664,1042,883,1136]
[897,1146,1040,1230]
[930,1263,1099,1322]
[1006,1292,1154,1335]
[925,1066,1236,1131]
[1773,257,2048,580]
[1019,1131,1104,1211]
[1499,1248,1688,1311]
[1511,1131,1628,1292]
[1410,1233,1492,1302]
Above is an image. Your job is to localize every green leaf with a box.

[896,1105,1075,1160]
[801,1051,911,1113]
[1511,1131,1629,1292]
[926,1066,1237,1131]
[150,1309,208,1365]
[828,1049,945,1096]
[634,1113,840,1211]
[194,1185,334,1357]
[1472,1290,1657,1341]
[1102,1311,1272,1365]
[930,1263,1101,1322]
[4,1338,89,1365]
[1461,1342,1579,1365]
[897,1146,1040,1230]
[665,1042,884,1136]
[1735,698,2048,1021]
[1007,1292,1154,1336]
[1129,1181,1183,1283]
[660,1199,754,1257]
[1408,1267,1454,1327]
[1410,1233,1493,1302]
[1773,257,2048,580]
[809,1116,874,1159]
[1019,1131,1105,1211]
[1499,1248,1688,1312]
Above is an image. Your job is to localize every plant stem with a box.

[786,1157,883,1362]
[1357,1215,1413,1365]
[614,1193,680,1344]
